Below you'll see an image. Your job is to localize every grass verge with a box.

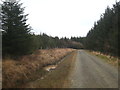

[2,48,75,88]
[86,50,119,67]
[23,51,77,88]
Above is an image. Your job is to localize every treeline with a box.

[85,2,119,57]
[33,33,83,49]
[1,0,82,58]
[71,36,85,46]
[72,2,119,57]
[1,0,119,58]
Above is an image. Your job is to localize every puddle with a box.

[44,65,57,71]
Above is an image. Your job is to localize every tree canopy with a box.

[83,2,119,57]
[2,0,119,58]
[2,1,36,57]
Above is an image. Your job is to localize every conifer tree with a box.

[2,0,34,57]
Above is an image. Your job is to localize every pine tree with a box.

[2,1,34,57]
[84,1,119,57]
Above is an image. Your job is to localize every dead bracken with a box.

[2,48,75,88]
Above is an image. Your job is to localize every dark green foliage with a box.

[2,1,37,57]
[34,33,83,49]
[84,2,119,57]
[1,1,84,59]
[71,36,85,45]
[1,0,82,58]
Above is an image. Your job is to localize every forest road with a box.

[70,50,118,88]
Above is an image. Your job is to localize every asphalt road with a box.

[70,50,118,88]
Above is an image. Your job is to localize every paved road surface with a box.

[70,50,118,88]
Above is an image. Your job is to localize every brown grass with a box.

[2,48,75,88]
[87,50,119,67]
[22,51,77,88]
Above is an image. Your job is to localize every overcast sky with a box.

[1,0,116,38]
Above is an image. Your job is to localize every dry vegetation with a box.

[23,51,77,88]
[2,48,75,88]
[88,51,119,66]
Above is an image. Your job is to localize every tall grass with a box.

[2,48,75,88]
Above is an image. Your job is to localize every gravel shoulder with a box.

[70,50,118,88]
